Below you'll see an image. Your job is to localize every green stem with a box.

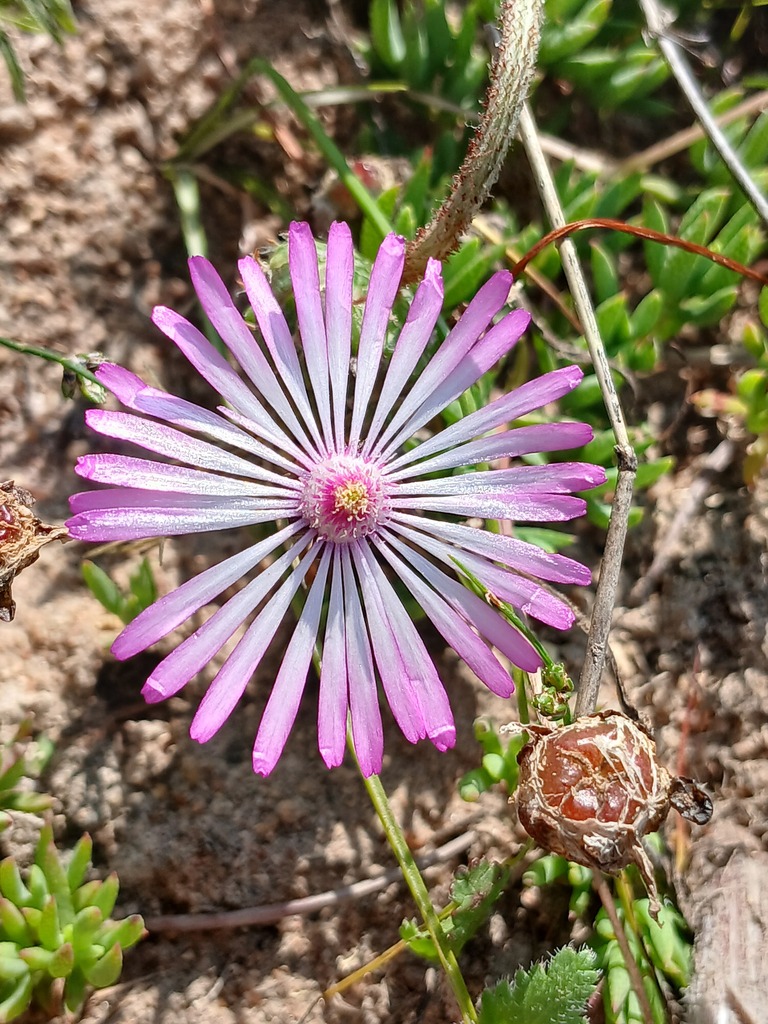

[0,336,101,385]
[359,763,478,1024]
[514,668,530,725]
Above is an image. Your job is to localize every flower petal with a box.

[392,492,587,522]
[318,550,349,769]
[388,365,585,474]
[395,462,607,496]
[325,222,354,450]
[349,233,406,448]
[341,547,383,776]
[67,492,295,542]
[189,544,319,742]
[112,521,303,659]
[252,547,332,775]
[238,254,321,446]
[83,409,282,481]
[152,305,291,448]
[392,512,591,585]
[189,256,322,455]
[370,270,512,458]
[375,536,514,697]
[95,364,305,479]
[364,258,444,457]
[141,533,313,703]
[380,308,530,458]
[75,454,297,498]
[400,532,575,630]
[382,531,541,673]
[289,222,333,447]
[354,543,456,752]
[389,422,594,481]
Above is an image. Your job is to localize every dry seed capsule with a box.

[507,711,712,915]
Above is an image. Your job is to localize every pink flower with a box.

[68,222,605,776]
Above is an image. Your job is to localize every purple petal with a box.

[393,492,587,522]
[237,255,322,447]
[325,222,354,449]
[141,534,312,704]
[318,550,348,769]
[252,547,332,775]
[370,271,512,458]
[382,531,541,673]
[380,309,530,458]
[190,545,319,742]
[189,256,322,455]
[289,222,333,447]
[67,495,295,542]
[351,547,424,744]
[353,543,456,752]
[391,513,592,585]
[375,536,514,697]
[388,365,585,474]
[348,233,406,448]
[341,547,383,776]
[402,524,577,630]
[83,409,281,481]
[112,521,303,659]
[395,462,607,496]
[389,422,594,481]
[75,454,296,498]
[152,305,289,444]
[364,258,444,456]
[95,364,306,479]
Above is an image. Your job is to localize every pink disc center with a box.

[300,454,388,544]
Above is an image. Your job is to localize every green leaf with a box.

[539,0,612,66]
[369,0,406,72]
[629,289,663,339]
[642,198,670,286]
[679,285,739,326]
[83,941,123,988]
[760,287,768,329]
[595,292,631,352]
[81,561,125,620]
[128,559,157,615]
[590,242,619,305]
[0,972,33,1022]
[663,188,731,302]
[66,835,93,893]
[447,860,509,953]
[479,946,600,1024]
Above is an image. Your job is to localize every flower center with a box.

[300,454,388,544]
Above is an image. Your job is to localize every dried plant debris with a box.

[507,711,712,915]
[0,482,68,622]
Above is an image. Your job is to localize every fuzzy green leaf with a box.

[479,947,600,1024]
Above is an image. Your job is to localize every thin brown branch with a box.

[144,830,473,934]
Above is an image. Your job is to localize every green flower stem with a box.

[514,668,530,725]
[359,762,478,1024]
[0,336,101,386]
[304,599,476,1019]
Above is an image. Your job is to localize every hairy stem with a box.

[402,0,543,284]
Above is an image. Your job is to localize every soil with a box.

[1,2,767,1023]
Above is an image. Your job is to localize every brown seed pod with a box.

[0,481,68,622]
[508,710,712,914]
